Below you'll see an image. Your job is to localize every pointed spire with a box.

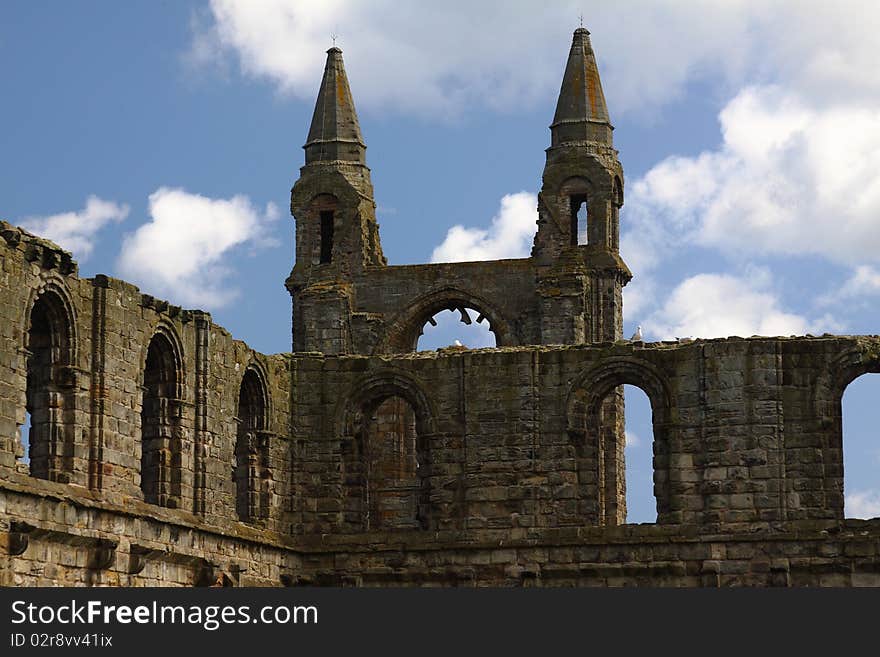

[304,47,366,164]
[550,28,613,147]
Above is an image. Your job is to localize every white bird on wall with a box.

[630,325,643,341]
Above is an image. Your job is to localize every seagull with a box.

[453,339,463,346]
[630,325,642,341]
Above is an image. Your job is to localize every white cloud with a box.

[619,83,880,328]
[116,187,279,309]
[644,270,840,341]
[19,196,129,260]
[819,265,880,306]
[431,192,536,263]
[191,1,880,117]
[624,86,880,269]
[846,489,880,519]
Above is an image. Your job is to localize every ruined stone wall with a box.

[353,260,538,353]
[291,336,880,536]
[1,222,294,583]
[3,221,880,587]
[5,27,878,587]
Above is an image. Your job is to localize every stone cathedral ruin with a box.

[1,29,879,587]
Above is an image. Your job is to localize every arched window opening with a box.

[359,395,426,530]
[623,385,656,523]
[842,373,880,519]
[569,377,664,527]
[140,333,181,508]
[416,306,497,351]
[24,291,74,482]
[570,194,589,246]
[235,368,270,522]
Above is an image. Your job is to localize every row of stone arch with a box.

[19,285,273,523]
[333,358,674,532]
[19,284,878,529]
[335,351,879,530]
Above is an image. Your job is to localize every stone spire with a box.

[303,47,366,164]
[550,28,613,147]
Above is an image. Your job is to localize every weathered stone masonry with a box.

[1,28,879,586]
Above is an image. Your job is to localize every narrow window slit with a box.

[569,194,588,245]
[320,210,334,263]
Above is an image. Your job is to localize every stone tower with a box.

[533,27,629,345]
[532,28,631,524]
[286,46,386,354]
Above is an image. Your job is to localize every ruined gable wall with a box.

[294,253,631,356]
[353,259,539,353]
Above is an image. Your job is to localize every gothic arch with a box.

[338,370,437,437]
[138,322,185,400]
[559,176,596,247]
[613,175,624,207]
[375,287,515,354]
[22,279,78,365]
[811,341,880,520]
[235,362,272,522]
[236,359,271,430]
[139,323,185,508]
[566,357,675,525]
[337,370,437,531]
[21,281,78,482]
[566,357,672,421]
[559,175,595,197]
[813,344,880,407]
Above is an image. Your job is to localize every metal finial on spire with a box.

[579,13,583,28]
[330,33,337,47]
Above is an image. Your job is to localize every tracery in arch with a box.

[417,304,497,351]
[379,289,512,354]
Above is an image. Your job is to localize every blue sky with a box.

[2,1,878,521]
